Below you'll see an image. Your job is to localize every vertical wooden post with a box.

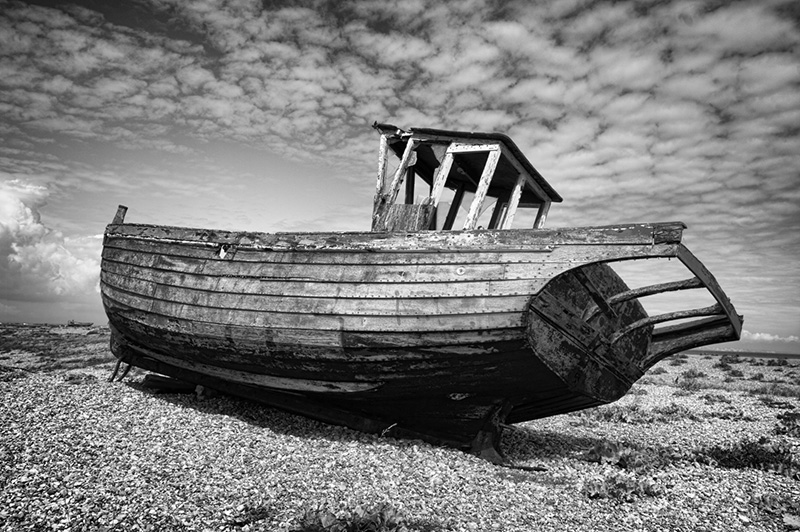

[488,188,512,229]
[463,148,500,230]
[404,167,415,204]
[443,183,466,230]
[376,134,389,195]
[500,174,525,229]
[112,205,128,224]
[534,201,551,229]
[386,139,418,204]
[430,150,455,207]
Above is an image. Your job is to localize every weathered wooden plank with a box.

[102,241,680,284]
[645,316,739,366]
[102,270,532,316]
[104,302,526,350]
[610,304,725,344]
[101,260,548,298]
[106,222,686,250]
[112,205,128,224]
[676,244,742,338]
[500,173,525,229]
[101,284,527,332]
[111,317,528,384]
[103,248,510,282]
[103,237,558,264]
[430,151,455,208]
[376,133,389,195]
[533,201,550,229]
[447,142,501,153]
[385,139,418,201]
[127,341,384,393]
[572,267,618,319]
[372,204,435,232]
[528,289,601,350]
[582,277,704,322]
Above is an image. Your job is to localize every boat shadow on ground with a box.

[125,379,603,465]
[499,423,602,465]
[123,380,423,448]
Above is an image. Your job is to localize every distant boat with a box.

[66,320,93,327]
[101,123,742,461]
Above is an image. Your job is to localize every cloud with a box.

[741,331,800,344]
[0,179,101,303]
[0,0,797,338]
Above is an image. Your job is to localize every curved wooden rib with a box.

[643,316,739,367]
[610,304,724,344]
[582,277,705,321]
[676,244,742,339]
[602,244,742,368]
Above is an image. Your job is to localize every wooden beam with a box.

[386,139,418,202]
[404,167,415,204]
[488,189,512,230]
[610,304,724,344]
[583,277,704,322]
[443,183,466,230]
[534,201,551,229]
[112,205,128,225]
[645,316,739,364]
[573,268,618,319]
[108,221,686,250]
[376,134,389,195]
[463,148,501,230]
[430,151,455,208]
[500,174,525,229]
[448,142,501,153]
[676,244,742,338]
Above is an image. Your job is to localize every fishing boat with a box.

[101,123,742,461]
[66,320,94,327]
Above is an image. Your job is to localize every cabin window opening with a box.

[382,154,402,195]
[435,180,474,230]
[474,197,499,230]
[429,151,488,230]
[459,148,500,230]
[487,200,508,229]
[403,172,431,205]
[509,203,541,229]
[445,190,474,230]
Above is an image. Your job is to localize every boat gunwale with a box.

[103,221,687,251]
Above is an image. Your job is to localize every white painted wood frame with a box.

[463,147,501,230]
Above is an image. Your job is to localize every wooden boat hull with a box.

[101,220,741,459]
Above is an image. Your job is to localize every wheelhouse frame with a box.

[371,123,563,233]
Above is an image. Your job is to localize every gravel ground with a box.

[1,327,798,531]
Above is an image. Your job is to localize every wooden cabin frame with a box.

[371,124,563,233]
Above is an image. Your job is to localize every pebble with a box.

[1,343,798,531]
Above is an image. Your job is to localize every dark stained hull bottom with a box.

[109,325,605,462]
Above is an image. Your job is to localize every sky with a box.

[0,0,798,354]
